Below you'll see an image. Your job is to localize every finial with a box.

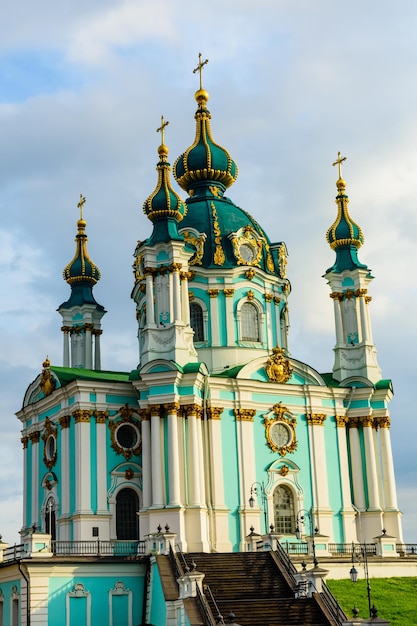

[157,116,169,146]
[77,194,86,220]
[193,52,209,90]
[332,151,346,180]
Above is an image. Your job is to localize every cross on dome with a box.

[193,53,209,90]
[156,116,169,145]
[332,151,346,180]
[77,194,86,220]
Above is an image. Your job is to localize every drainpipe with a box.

[18,561,30,626]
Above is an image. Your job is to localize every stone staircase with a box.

[185,551,335,626]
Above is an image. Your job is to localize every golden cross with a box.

[193,52,209,90]
[332,151,347,179]
[156,116,169,144]
[77,194,86,220]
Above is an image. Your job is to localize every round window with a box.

[46,435,56,460]
[116,424,139,449]
[270,422,291,448]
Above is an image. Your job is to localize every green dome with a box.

[143,143,187,223]
[173,89,238,192]
[326,177,368,273]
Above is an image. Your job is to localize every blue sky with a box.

[1,0,416,544]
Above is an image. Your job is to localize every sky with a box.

[0,0,416,545]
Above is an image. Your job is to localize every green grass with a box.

[326,577,417,625]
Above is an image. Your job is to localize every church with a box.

[0,56,403,625]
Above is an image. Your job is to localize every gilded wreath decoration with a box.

[264,403,297,456]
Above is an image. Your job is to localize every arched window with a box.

[190,302,204,342]
[273,485,295,534]
[44,496,56,540]
[241,302,259,342]
[116,488,139,540]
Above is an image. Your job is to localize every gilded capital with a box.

[164,402,180,415]
[29,430,41,444]
[207,288,219,298]
[21,436,29,449]
[335,415,349,427]
[95,411,108,424]
[59,414,71,429]
[348,416,360,428]
[306,413,327,426]
[73,409,91,423]
[224,288,235,297]
[138,408,150,421]
[185,404,203,418]
[245,268,255,280]
[264,293,273,302]
[234,408,256,422]
[359,415,374,428]
[207,406,224,420]
[375,416,391,429]
[150,405,161,417]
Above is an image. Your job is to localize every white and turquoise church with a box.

[0,61,404,625]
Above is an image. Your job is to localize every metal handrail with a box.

[328,543,376,556]
[52,539,145,556]
[320,581,349,625]
[2,544,26,563]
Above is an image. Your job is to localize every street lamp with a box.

[295,509,318,566]
[349,542,375,618]
[249,482,268,534]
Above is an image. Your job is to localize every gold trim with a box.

[59,415,71,429]
[150,405,161,417]
[95,411,108,424]
[29,431,40,444]
[164,402,180,415]
[224,288,235,297]
[211,203,225,265]
[109,405,141,460]
[207,407,224,420]
[188,291,195,301]
[264,293,273,302]
[21,436,29,449]
[335,415,349,427]
[375,416,391,429]
[230,225,264,267]
[184,404,203,418]
[306,413,327,426]
[234,408,256,421]
[42,417,58,470]
[359,415,374,428]
[264,403,297,455]
[73,409,91,423]
[278,243,287,278]
[245,268,255,280]
[207,288,219,298]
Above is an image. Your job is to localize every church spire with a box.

[326,152,367,274]
[143,116,187,244]
[324,155,381,383]
[58,195,106,370]
[174,53,238,195]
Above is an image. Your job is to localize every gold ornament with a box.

[265,347,293,383]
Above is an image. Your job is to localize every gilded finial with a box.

[193,52,209,90]
[77,194,86,220]
[332,151,346,180]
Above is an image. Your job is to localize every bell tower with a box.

[324,153,381,383]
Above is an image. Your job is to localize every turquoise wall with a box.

[0,579,21,626]
[149,560,167,625]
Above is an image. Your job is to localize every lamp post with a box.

[295,509,318,566]
[349,542,375,618]
[249,482,268,534]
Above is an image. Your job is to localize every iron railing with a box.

[1,544,26,563]
[320,581,349,625]
[328,543,376,556]
[396,543,417,555]
[51,539,145,556]
[281,541,309,555]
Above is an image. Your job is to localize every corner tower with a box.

[131,118,198,367]
[58,195,106,369]
[324,153,381,383]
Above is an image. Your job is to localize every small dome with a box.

[143,142,187,223]
[326,177,364,250]
[63,218,101,286]
[174,89,238,193]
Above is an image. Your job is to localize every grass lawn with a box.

[326,577,417,625]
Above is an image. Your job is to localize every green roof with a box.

[51,366,130,387]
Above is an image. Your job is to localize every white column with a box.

[207,408,226,506]
[93,330,102,370]
[196,412,206,505]
[84,325,93,369]
[166,403,181,506]
[74,410,92,518]
[360,416,380,510]
[186,406,201,505]
[59,416,71,521]
[307,414,330,509]
[264,295,273,349]
[332,295,344,345]
[70,330,76,367]
[145,271,155,325]
[62,328,70,367]
[207,290,220,345]
[224,289,235,345]
[140,413,152,509]
[172,265,182,323]
[335,417,353,508]
[348,419,366,509]
[181,272,190,325]
[95,412,108,515]
[150,406,164,507]
[21,436,29,527]
[378,417,398,509]
[29,431,40,527]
